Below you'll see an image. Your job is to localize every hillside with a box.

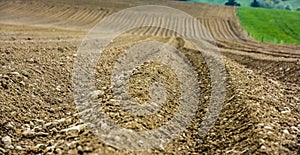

[237,6,300,44]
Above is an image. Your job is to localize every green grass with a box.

[237,6,300,44]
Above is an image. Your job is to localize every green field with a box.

[237,7,300,44]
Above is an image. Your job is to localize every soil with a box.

[0,0,299,154]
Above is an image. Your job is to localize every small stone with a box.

[11,72,20,76]
[6,122,14,129]
[264,126,272,130]
[0,147,5,153]
[283,129,289,134]
[15,146,23,150]
[46,139,55,146]
[138,140,143,144]
[261,145,266,149]
[20,81,25,86]
[291,126,299,132]
[23,124,30,129]
[55,148,63,154]
[60,124,86,136]
[50,128,58,133]
[35,132,49,136]
[36,144,46,149]
[281,110,290,114]
[22,129,35,137]
[281,107,290,114]
[77,145,83,151]
[89,90,104,99]
[33,126,43,132]
[29,121,34,127]
[2,136,12,146]
[31,94,36,98]
[29,58,35,63]
[267,131,273,135]
[259,139,265,143]
[56,85,61,91]
[4,145,14,149]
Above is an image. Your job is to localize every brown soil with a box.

[0,0,299,154]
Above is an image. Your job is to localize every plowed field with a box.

[0,0,299,154]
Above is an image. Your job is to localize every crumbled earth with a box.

[0,0,299,154]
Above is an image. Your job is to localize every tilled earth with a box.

[0,0,300,154]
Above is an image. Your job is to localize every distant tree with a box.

[260,0,274,8]
[274,3,285,9]
[225,0,241,6]
[274,0,282,4]
[251,0,260,7]
[285,4,292,10]
[296,6,300,11]
[252,0,293,10]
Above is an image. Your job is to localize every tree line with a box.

[225,0,298,11]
